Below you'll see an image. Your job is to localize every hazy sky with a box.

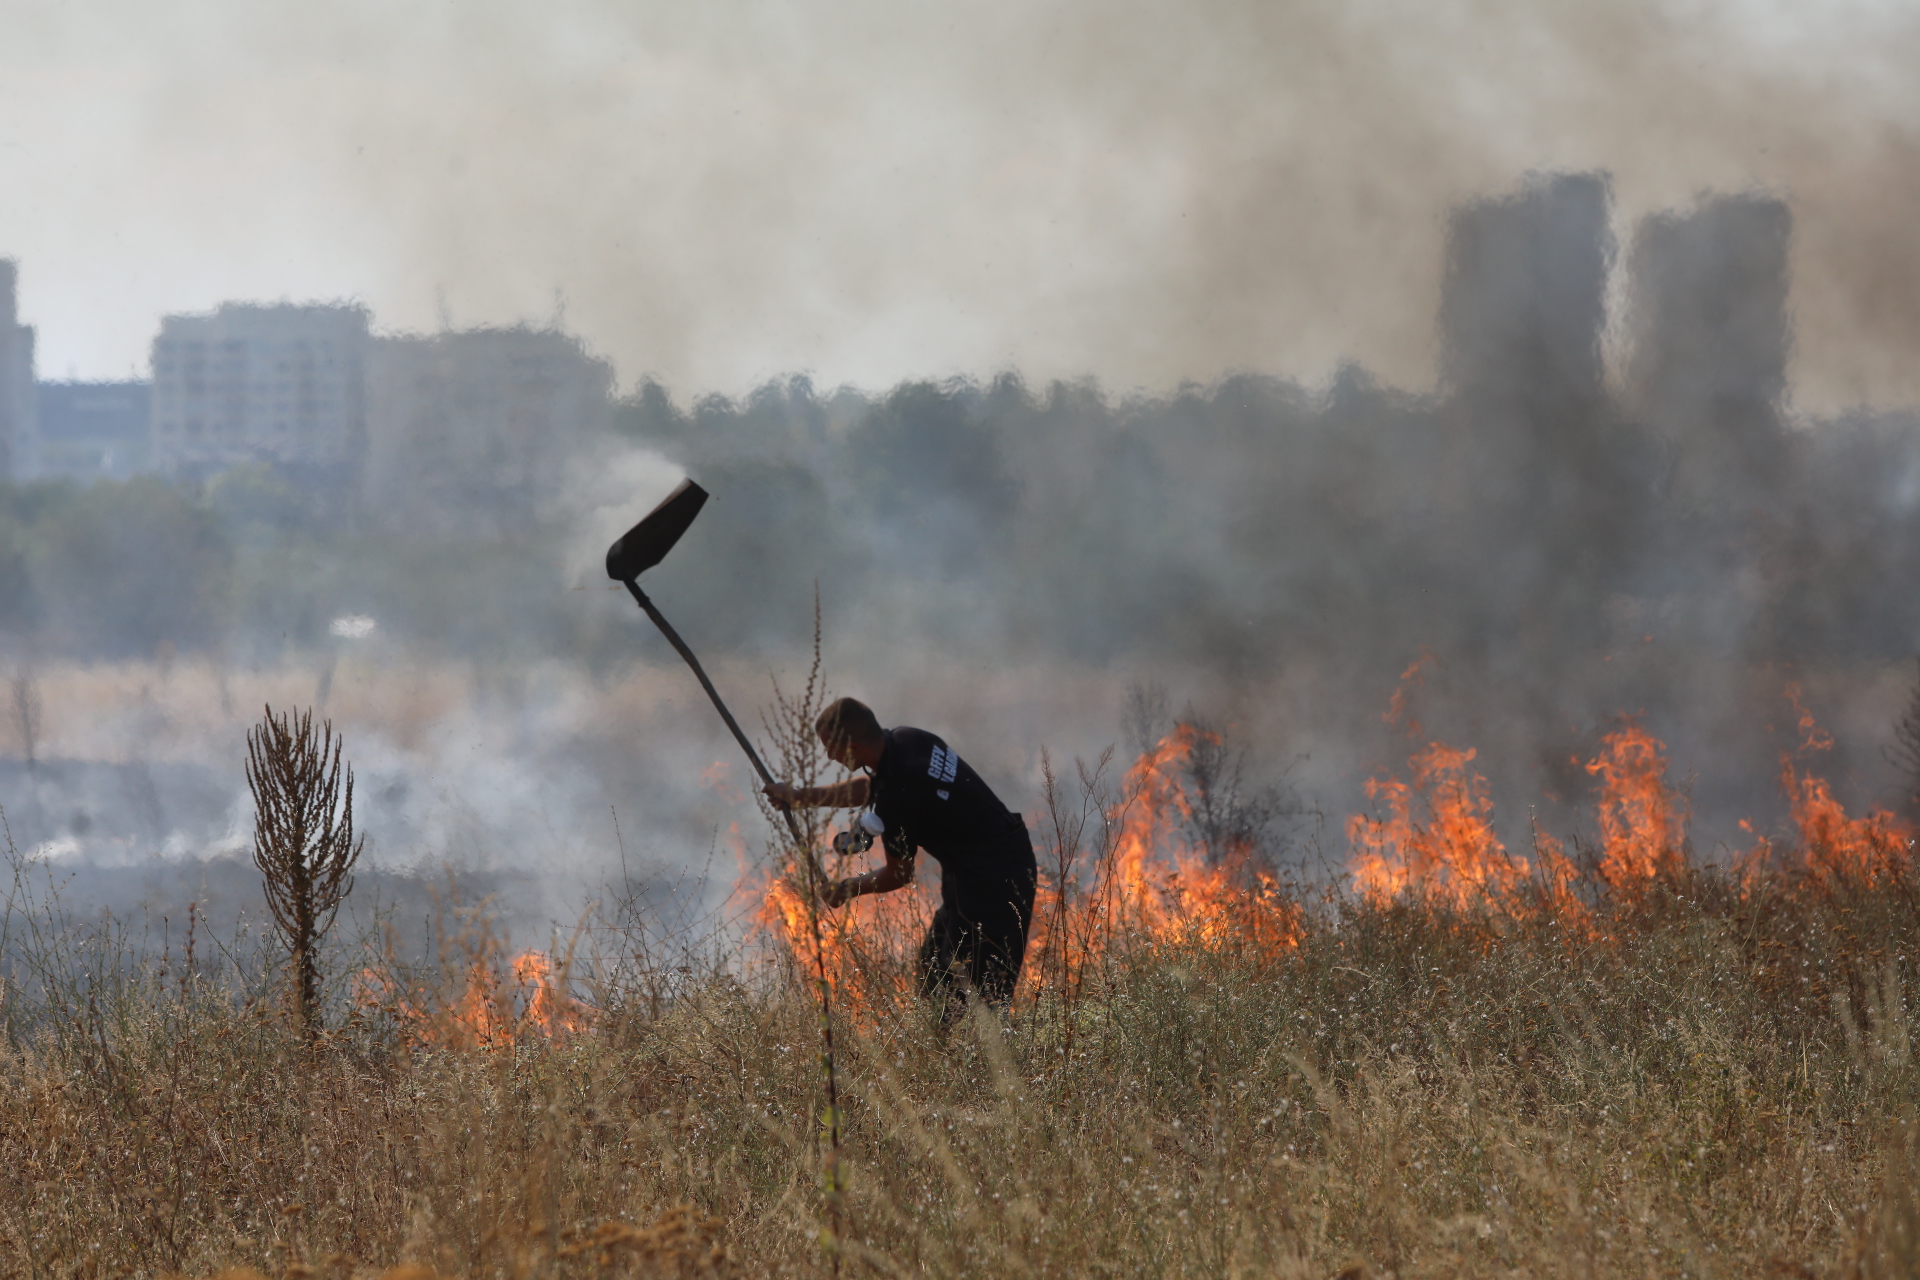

[2,0,1917,407]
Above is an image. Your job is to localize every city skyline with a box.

[1,1,1918,410]
[0,262,618,526]
[0,165,1886,501]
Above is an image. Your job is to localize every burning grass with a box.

[4,716,1920,1277]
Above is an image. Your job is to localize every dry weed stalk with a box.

[758,598,847,1266]
[1032,746,1117,1048]
[245,703,363,1040]
[8,667,40,769]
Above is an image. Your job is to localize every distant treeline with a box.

[5,366,1920,691]
[0,465,586,664]
[615,369,1920,672]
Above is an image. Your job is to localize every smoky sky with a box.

[2,0,1920,407]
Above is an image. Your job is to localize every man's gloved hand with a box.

[820,879,855,910]
[763,781,797,810]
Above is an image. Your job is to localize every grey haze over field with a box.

[2,0,1919,405]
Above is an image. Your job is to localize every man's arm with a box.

[822,852,914,908]
[763,775,872,811]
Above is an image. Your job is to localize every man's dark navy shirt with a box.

[869,726,1034,891]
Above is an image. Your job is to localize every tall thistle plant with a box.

[246,704,364,1040]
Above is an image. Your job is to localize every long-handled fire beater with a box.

[603,477,847,1260]
[603,478,815,846]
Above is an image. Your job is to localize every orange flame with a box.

[513,951,592,1037]
[1095,723,1303,950]
[747,841,939,1013]
[1529,830,1592,931]
[1781,760,1909,887]
[742,690,1918,992]
[1786,683,1834,754]
[1774,696,1910,887]
[444,960,509,1048]
[1585,722,1686,894]
[1348,741,1527,908]
[1384,653,1434,735]
[743,723,1303,1013]
[356,948,589,1049]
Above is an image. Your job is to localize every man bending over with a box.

[764,696,1037,1018]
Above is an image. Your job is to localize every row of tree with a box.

[7,365,1920,693]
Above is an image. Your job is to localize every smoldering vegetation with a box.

[2,172,1920,939]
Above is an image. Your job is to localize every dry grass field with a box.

[2,714,1919,1279]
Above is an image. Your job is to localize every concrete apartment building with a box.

[145,302,614,530]
[1625,193,1793,507]
[364,326,615,535]
[150,303,370,498]
[0,261,35,483]
[11,283,614,528]
[1439,171,1613,424]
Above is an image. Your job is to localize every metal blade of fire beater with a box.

[605,479,811,850]
[605,477,708,582]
